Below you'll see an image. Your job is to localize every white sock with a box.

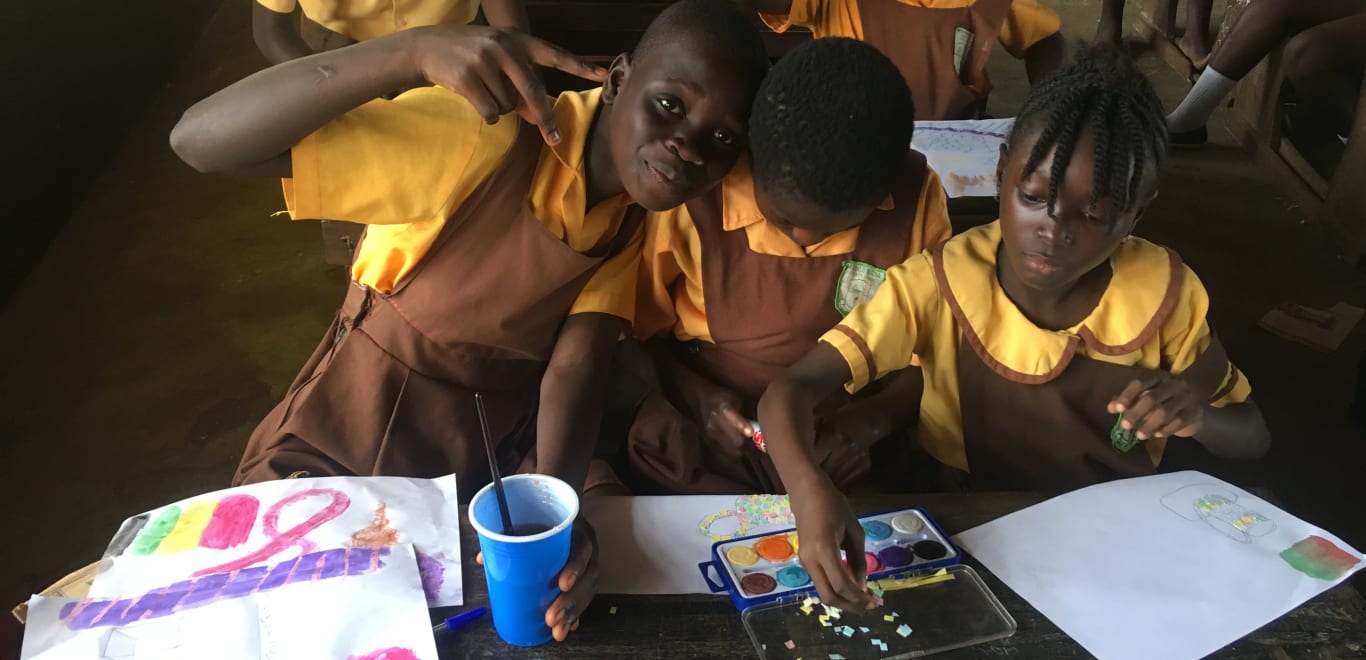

[1166,67,1236,133]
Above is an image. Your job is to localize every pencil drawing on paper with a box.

[1160,483,1276,543]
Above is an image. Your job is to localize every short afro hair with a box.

[749,37,915,212]
[633,0,770,85]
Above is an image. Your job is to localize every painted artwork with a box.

[910,119,1015,198]
[21,545,439,660]
[90,476,463,607]
[954,471,1366,660]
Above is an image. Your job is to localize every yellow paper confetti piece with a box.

[800,605,814,615]
[883,614,895,622]
[609,606,617,615]
[818,614,830,626]
[803,596,820,608]
[873,568,954,592]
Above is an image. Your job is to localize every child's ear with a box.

[601,53,632,105]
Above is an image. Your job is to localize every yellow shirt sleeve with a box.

[283,86,516,226]
[761,0,860,38]
[568,222,645,322]
[821,253,941,392]
[998,0,1062,59]
[256,0,297,12]
[1159,265,1253,407]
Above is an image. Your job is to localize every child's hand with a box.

[473,515,599,642]
[685,384,753,461]
[791,475,881,611]
[410,25,608,144]
[1108,372,1205,440]
[545,517,599,641]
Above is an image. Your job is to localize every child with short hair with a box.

[253,0,529,64]
[626,37,952,495]
[736,0,1065,120]
[757,43,1271,610]
[172,0,769,638]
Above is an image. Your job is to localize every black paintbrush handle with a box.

[475,392,514,535]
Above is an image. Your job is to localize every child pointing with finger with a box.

[757,44,1270,611]
[171,0,770,640]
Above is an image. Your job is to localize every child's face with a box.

[603,36,757,211]
[754,183,878,248]
[995,129,1149,293]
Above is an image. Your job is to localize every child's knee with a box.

[1282,32,1327,83]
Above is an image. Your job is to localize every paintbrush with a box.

[475,392,514,535]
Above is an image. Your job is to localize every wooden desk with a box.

[435,492,1366,658]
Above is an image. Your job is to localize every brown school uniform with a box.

[628,153,952,494]
[763,0,1061,120]
[235,88,643,499]
[824,222,1252,491]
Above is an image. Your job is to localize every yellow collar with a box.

[547,88,602,176]
[935,221,1184,381]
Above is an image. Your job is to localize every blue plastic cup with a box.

[468,474,579,647]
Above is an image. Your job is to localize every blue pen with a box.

[433,607,489,634]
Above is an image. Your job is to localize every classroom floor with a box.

[2,0,1363,611]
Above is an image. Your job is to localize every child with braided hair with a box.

[756,43,1272,611]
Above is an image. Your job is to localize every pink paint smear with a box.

[349,647,421,660]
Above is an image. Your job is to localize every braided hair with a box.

[1007,43,1168,224]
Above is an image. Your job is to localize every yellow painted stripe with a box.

[157,500,217,554]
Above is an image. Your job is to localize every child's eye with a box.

[656,96,683,115]
[1085,213,1108,225]
[1017,190,1046,206]
[713,129,736,146]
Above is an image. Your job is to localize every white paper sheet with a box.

[22,545,439,660]
[582,495,795,594]
[910,118,1015,198]
[90,475,463,607]
[954,471,1364,660]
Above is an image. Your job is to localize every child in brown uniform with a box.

[737,0,1065,120]
[171,0,769,639]
[626,38,952,495]
[758,44,1271,610]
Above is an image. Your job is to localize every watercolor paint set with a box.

[699,507,960,610]
[698,507,1017,659]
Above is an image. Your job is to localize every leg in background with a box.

[1097,0,1126,44]
[1177,0,1215,68]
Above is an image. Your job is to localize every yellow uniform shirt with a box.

[762,0,1061,97]
[282,87,641,320]
[256,0,481,40]
[822,221,1252,471]
[636,156,952,342]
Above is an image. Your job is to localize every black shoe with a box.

[1170,125,1208,148]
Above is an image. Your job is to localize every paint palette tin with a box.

[698,507,1016,659]
[698,507,960,611]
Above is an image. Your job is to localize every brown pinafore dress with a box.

[931,244,1237,492]
[236,124,644,500]
[627,153,929,494]
[857,0,1013,120]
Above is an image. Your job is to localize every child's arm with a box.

[1108,375,1271,460]
[760,343,881,611]
[482,0,530,31]
[1024,32,1066,84]
[648,341,754,459]
[170,25,606,176]
[252,3,314,65]
[535,312,624,491]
